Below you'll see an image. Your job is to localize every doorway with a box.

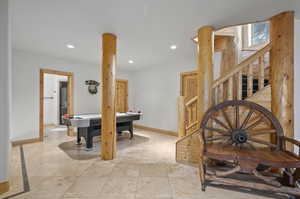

[39,69,74,141]
[59,81,68,125]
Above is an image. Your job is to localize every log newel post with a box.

[101,33,117,160]
[270,11,294,150]
[197,26,214,126]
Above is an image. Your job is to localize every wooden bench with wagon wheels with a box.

[197,100,300,197]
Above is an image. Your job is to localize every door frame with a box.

[39,69,74,141]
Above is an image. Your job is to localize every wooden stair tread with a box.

[205,143,300,168]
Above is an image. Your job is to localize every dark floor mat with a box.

[58,133,149,160]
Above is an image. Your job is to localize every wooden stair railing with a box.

[185,96,199,133]
[176,43,272,165]
[212,43,271,104]
[178,96,199,138]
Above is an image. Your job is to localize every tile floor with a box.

[2,129,284,199]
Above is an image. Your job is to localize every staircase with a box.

[247,85,271,111]
[176,43,272,164]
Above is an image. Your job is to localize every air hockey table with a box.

[63,112,141,149]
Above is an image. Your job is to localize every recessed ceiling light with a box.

[128,60,134,64]
[66,44,75,49]
[170,45,177,50]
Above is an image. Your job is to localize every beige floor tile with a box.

[13,192,62,199]
[139,163,170,177]
[5,192,39,199]
[29,176,76,198]
[169,177,203,197]
[136,177,172,198]
[99,177,137,198]
[52,161,94,177]
[110,163,140,177]
[168,163,198,179]
[63,176,107,198]
[8,128,275,199]
[81,160,115,177]
[9,175,23,190]
[135,197,173,199]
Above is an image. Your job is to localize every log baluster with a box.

[214,87,219,105]
[237,71,243,100]
[212,88,216,105]
[247,65,253,98]
[258,56,265,90]
[228,77,233,100]
[219,83,224,103]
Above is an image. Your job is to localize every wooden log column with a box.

[216,35,237,76]
[270,11,294,149]
[197,26,214,124]
[216,35,237,100]
[101,33,117,160]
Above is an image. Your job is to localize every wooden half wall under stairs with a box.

[176,130,202,164]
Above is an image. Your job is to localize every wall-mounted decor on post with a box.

[85,80,100,94]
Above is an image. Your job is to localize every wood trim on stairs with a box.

[134,125,177,137]
[0,181,9,194]
[11,138,41,147]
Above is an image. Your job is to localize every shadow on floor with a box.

[58,133,150,160]
[207,183,289,199]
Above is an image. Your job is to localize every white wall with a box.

[11,50,100,141]
[0,0,11,184]
[44,74,68,125]
[132,63,196,132]
[130,53,222,133]
[11,50,132,141]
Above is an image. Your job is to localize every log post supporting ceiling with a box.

[197,26,214,125]
[270,11,294,149]
[101,33,117,160]
[194,34,236,82]
[215,35,238,76]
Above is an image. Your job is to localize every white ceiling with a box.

[11,0,300,70]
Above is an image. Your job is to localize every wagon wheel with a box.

[200,100,284,150]
[200,100,284,152]
[199,100,284,177]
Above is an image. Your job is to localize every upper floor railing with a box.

[212,43,271,105]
